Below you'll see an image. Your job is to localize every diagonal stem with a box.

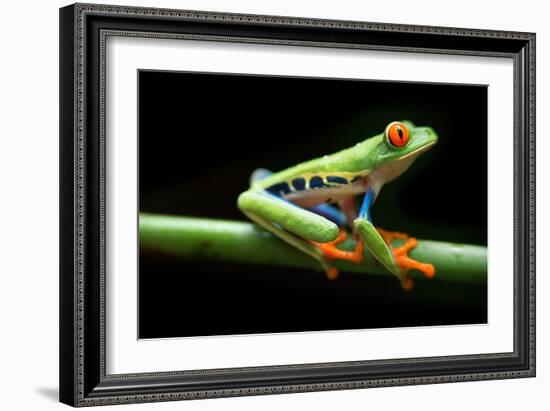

[139,213,487,285]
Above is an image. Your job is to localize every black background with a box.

[138,70,487,339]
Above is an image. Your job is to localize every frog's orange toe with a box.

[311,229,364,280]
[401,277,414,291]
[313,229,364,264]
[326,267,339,280]
[377,228,436,289]
[394,240,436,279]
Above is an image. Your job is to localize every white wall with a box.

[0,0,546,410]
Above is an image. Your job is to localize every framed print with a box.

[59,3,536,406]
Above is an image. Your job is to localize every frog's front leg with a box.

[376,228,435,284]
[353,189,435,290]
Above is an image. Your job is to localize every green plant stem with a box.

[139,213,487,285]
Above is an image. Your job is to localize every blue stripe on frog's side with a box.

[265,182,292,196]
[326,176,348,185]
[265,174,357,196]
[292,177,306,191]
[309,176,326,189]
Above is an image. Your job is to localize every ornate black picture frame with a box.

[59,3,535,406]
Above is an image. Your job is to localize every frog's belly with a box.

[284,183,366,208]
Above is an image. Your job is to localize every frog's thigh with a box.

[238,191,339,243]
[354,218,401,278]
[240,208,332,274]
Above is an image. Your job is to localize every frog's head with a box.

[370,120,438,184]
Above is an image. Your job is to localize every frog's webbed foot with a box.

[311,228,364,280]
[376,228,435,290]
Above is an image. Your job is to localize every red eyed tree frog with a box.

[238,121,438,290]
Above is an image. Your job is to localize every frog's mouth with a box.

[372,142,436,185]
[400,141,437,160]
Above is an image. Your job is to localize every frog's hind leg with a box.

[306,200,364,267]
[306,196,364,267]
[311,229,364,267]
[242,210,338,278]
[249,168,273,184]
[238,191,339,278]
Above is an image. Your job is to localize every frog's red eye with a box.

[386,122,409,148]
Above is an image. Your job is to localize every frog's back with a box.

[252,135,380,191]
